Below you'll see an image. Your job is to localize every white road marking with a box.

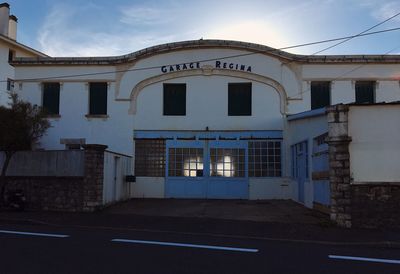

[112,239,259,253]
[0,229,69,238]
[329,255,400,264]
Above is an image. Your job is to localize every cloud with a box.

[119,6,173,26]
[36,0,400,57]
[372,1,400,22]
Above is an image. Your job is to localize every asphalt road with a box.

[0,222,399,274]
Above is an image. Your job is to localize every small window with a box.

[355,81,375,104]
[228,83,252,116]
[163,83,186,116]
[42,82,60,115]
[8,49,15,63]
[89,82,107,115]
[311,81,330,110]
[7,78,14,91]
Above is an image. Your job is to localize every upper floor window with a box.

[228,82,252,116]
[7,78,14,91]
[8,49,15,63]
[355,81,375,104]
[311,81,330,110]
[163,83,186,116]
[89,82,108,115]
[42,82,60,115]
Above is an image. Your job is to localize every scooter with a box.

[8,189,26,211]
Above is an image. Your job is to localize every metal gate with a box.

[165,139,248,199]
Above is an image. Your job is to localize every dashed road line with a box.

[329,255,400,264]
[0,229,69,238]
[112,238,259,253]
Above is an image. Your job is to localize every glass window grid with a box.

[248,141,281,177]
[135,139,166,177]
[168,148,203,177]
[210,148,245,177]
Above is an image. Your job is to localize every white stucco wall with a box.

[131,177,165,198]
[349,105,400,183]
[249,178,293,200]
[135,76,284,131]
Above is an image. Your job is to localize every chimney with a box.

[0,2,10,36]
[8,14,16,40]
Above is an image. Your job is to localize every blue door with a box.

[292,141,308,203]
[165,140,248,199]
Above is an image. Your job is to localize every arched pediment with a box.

[129,68,288,115]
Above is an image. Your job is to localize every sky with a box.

[5,0,400,57]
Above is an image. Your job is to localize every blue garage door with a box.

[165,139,248,199]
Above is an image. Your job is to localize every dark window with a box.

[8,49,14,63]
[248,141,281,177]
[135,139,166,176]
[311,81,330,110]
[163,83,186,115]
[355,81,375,104]
[228,83,252,116]
[42,82,60,115]
[89,82,107,115]
[7,78,14,91]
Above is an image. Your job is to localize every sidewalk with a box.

[0,199,399,248]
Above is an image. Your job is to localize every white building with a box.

[1,3,400,208]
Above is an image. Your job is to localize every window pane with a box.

[89,82,107,115]
[228,83,252,116]
[135,139,166,176]
[163,83,186,115]
[355,81,375,104]
[43,82,60,115]
[311,81,330,110]
[248,141,282,177]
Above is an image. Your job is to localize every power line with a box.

[311,11,400,55]
[289,43,400,99]
[3,26,400,83]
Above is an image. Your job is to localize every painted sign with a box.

[161,60,252,73]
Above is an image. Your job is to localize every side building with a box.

[0,2,47,106]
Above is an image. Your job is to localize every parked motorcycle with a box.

[7,189,26,211]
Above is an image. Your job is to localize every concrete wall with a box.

[249,178,293,200]
[131,177,165,198]
[348,105,400,183]
[0,150,84,176]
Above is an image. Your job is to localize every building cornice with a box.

[10,39,400,66]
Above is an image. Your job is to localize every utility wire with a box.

[311,11,400,56]
[289,44,400,99]
[3,26,400,83]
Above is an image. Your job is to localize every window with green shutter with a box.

[42,82,60,115]
[228,83,252,116]
[163,83,186,116]
[89,82,108,115]
[355,81,375,104]
[311,81,330,110]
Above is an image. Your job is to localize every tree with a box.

[0,93,50,206]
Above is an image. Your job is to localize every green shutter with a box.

[228,83,252,116]
[355,81,375,104]
[163,84,186,115]
[89,82,108,115]
[43,82,60,115]
[311,81,330,110]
